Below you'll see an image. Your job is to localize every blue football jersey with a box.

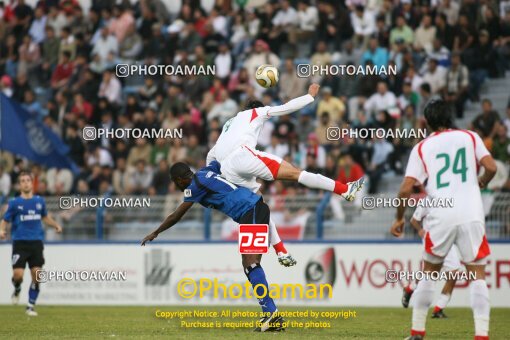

[3,195,47,241]
[183,161,261,222]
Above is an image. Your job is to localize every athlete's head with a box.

[170,162,194,191]
[245,100,263,110]
[18,171,34,195]
[424,100,453,132]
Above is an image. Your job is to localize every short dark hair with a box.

[245,100,264,110]
[424,100,453,131]
[18,171,33,182]
[169,162,193,180]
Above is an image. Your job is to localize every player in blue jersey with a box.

[141,161,285,332]
[0,171,63,316]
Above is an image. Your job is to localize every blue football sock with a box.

[28,282,40,306]
[245,263,277,314]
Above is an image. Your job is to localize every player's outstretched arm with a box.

[267,83,320,117]
[141,202,194,246]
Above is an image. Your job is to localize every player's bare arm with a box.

[141,202,194,245]
[390,177,418,237]
[266,83,320,117]
[478,155,497,189]
[0,219,8,240]
[42,216,63,233]
[410,218,425,239]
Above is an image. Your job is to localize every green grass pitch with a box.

[0,306,508,339]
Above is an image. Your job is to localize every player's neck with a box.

[20,192,34,199]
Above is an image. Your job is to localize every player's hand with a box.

[390,218,405,237]
[308,83,320,97]
[55,224,63,233]
[141,232,158,246]
[418,229,425,239]
[478,177,487,189]
[0,229,6,240]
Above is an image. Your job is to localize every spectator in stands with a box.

[316,86,345,123]
[207,89,238,125]
[266,135,289,160]
[492,125,510,163]
[364,81,397,116]
[127,138,152,168]
[91,26,118,64]
[389,15,413,48]
[367,135,394,194]
[303,132,326,169]
[150,159,171,195]
[414,14,436,53]
[288,0,319,54]
[119,23,142,61]
[0,165,11,200]
[112,158,129,195]
[465,30,496,101]
[46,167,73,195]
[336,153,365,185]
[443,52,469,118]
[128,159,153,195]
[417,82,433,117]
[50,51,74,90]
[361,37,389,69]
[471,99,501,142]
[422,58,447,94]
[280,58,307,101]
[350,5,376,48]
[22,89,43,117]
[98,68,122,107]
[434,13,455,50]
[316,111,338,148]
[151,138,169,167]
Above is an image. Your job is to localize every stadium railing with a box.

[16,192,509,242]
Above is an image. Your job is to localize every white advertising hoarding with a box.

[0,243,508,307]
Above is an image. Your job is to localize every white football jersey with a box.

[211,94,314,162]
[405,129,491,226]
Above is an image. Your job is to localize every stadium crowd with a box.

[0,0,509,200]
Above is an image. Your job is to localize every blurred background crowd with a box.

[0,0,509,201]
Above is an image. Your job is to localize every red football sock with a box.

[273,241,287,254]
[433,306,442,313]
[411,329,426,336]
[405,285,414,294]
[334,181,348,194]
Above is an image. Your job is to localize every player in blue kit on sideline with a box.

[141,161,285,332]
[0,171,63,316]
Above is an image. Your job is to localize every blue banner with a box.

[0,94,79,172]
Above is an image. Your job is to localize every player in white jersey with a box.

[207,84,364,267]
[401,202,462,319]
[390,100,497,340]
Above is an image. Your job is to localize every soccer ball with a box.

[255,64,279,88]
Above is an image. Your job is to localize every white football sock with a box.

[435,293,451,309]
[411,279,435,333]
[470,279,490,337]
[268,218,281,247]
[298,171,335,191]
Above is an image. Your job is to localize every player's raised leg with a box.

[268,218,296,267]
[276,160,364,201]
[11,268,24,305]
[26,266,41,316]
